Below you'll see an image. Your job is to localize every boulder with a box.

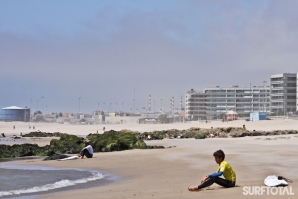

[86,130,147,152]
[0,144,45,158]
[22,132,64,137]
[194,133,206,139]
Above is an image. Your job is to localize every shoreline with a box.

[0,160,118,199]
[9,134,298,199]
[1,120,298,198]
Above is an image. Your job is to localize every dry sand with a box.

[1,119,298,199]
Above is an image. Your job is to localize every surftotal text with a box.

[243,186,294,195]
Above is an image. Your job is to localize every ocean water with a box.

[0,159,117,198]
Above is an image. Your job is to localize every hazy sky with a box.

[1,0,298,113]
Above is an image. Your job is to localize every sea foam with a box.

[0,171,104,197]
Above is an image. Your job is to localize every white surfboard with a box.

[264,175,288,187]
[57,156,79,161]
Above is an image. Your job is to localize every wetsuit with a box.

[198,160,236,189]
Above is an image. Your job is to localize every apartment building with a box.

[185,85,270,120]
[185,89,206,120]
[204,85,270,118]
[185,73,298,120]
[270,73,297,115]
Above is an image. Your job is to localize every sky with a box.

[1,0,298,113]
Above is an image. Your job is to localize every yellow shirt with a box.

[216,160,236,182]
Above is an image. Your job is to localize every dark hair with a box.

[84,141,89,146]
[213,149,225,160]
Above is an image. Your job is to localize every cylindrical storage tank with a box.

[0,106,30,122]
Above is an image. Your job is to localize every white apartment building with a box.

[185,89,206,120]
[204,85,270,118]
[185,73,298,120]
[270,73,297,115]
[185,85,271,120]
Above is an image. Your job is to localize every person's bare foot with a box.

[79,156,83,159]
[188,187,199,191]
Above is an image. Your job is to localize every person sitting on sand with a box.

[79,141,94,159]
[243,125,247,130]
[188,149,236,191]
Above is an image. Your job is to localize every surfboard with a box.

[57,156,79,161]
[264,175,288,187]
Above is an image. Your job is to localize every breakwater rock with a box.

[228,129,298,137]
[22,132,64,137]
[86,130,147,152]
[0,134,84,159]
[0,144,46,158]
[128,127,298,139]
[0,131,150,159]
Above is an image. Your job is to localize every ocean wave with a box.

[0,171,104,197]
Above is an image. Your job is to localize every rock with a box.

[194,133,206,139]
[86,130,147,152]
[188,127,201,131]
[22,132,64,137]
[146,145,165,149]
[0,144,45,158]
[48,134,84,154]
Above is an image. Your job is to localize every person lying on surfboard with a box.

[79,141,94,159]
[188,149,236,191]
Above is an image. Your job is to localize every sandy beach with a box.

[1,119,298,198]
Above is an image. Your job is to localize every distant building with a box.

[185,89,207,120]
[185,85,271,120]
[0,106,30,122]
[32,110,44,121]
[205,85,270,118]
[186,73,298,120]
[270,73,297,115]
